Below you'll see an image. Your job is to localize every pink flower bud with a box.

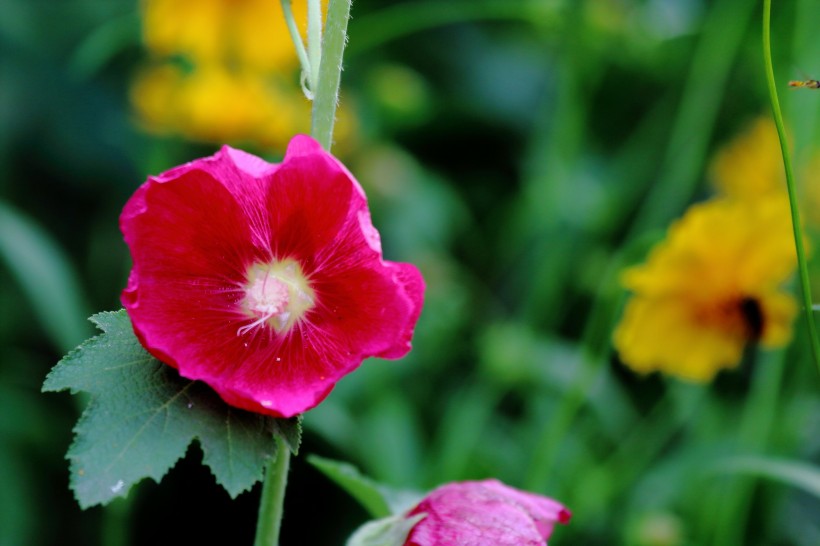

[404,479,571,546]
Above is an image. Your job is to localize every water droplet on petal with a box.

[275,357,281,362]
[261,400,273,408]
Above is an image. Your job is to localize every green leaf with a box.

[713,455,820,499]
[0,381,41,546]
[308,455,421,518]
[0,200,91,352]
[274,414,303,456]
[68,13,140,80]
[346,513,425,546]
[43,310,301,508]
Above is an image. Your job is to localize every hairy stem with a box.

[310,0,352,150]
[307,0,323,92]
[762,0,820,373]
[253,0,353,537]
[280,0,313,93]
[253,436,292,546]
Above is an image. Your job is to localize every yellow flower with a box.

[710,117,786,200]
[141,0,308,71]
[131,63,311,149]
[613,196,797,381]
[710,116,820,227]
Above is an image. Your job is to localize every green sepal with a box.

[345,513,426,546]
[308,455,422,518]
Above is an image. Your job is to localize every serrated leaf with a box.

[346,513,426,546]
[43,310,301,508]
[308,455,422,518]
[274,415,303,456]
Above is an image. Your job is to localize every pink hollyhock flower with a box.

[404,479,571,546]
[120,135,424,417]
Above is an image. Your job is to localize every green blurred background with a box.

[2,0,820,544]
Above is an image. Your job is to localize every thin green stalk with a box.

[515,1,591,330]
[627,0,755,237]
[307,0,323,92]
[310,0,352,150]
[525,246,624,491]
[253,436,292,546]
[598,383,704,497]
[709,349,785,544]
[101,498,132,546]
[280,0,313,92]
[762,0,820,373]
[68,12,139,80]
[525,360,598,491]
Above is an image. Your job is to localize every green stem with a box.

[307,0,323,92]
[762,0,820,373]
[280,0,313,93]
[253,436,292,546]
[600,383,704,497]
[101,497,132,546]
[709,349,785,544]
[525,359,597,491]
[310,0,352,150]
[253,1,352,541]
[627,0,754,237]
[525,246,624,490]
[68,12,139,80]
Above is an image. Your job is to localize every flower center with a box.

[738,296,764,340]
[698,295,765,342]
[238,259,315,335]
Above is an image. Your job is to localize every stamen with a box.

[237,258,315,336]
[237,313,274,337]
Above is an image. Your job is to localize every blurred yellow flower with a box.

[131,0,357,151]
[614,196,797,381]
[131,63,310,149]
[710,115,820,225]
[141,0,308,71]
[802,154,820,226]
[709,117,785,200]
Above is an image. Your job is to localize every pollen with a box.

[238,259,315,335]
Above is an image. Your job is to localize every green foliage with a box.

[714,456,820,499]
[308,455,421,518]
[310,456,426,546]
[42,310,301,509]
[0,382,43,546]
[68,12,139,80]
[0,200,91,352]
